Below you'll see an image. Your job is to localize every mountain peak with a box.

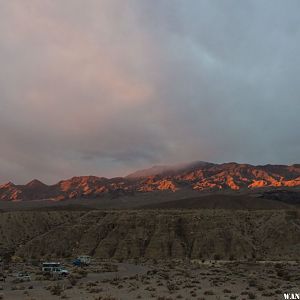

[25,179,47,188]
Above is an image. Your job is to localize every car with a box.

[73,255,91,267]
[16,272,31,281]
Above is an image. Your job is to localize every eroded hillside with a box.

[1,209,300,261]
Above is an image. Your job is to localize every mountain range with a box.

[0,161,299,201]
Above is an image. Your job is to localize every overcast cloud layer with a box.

[0,0,299,184]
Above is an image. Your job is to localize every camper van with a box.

[42,262,69,276]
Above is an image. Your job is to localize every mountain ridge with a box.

[0,161,299,201]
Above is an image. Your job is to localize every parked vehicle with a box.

[52,267,69,276]
[73,255,91,267]
[16,272,31,281]
[42,262,61,272]
[42,262,69,276]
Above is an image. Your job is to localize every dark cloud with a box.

[0,0,299,183]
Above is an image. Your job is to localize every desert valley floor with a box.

[1,259,300,299]
[0,206,300,299]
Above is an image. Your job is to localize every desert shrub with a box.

[276,269,284,277]
[34,275,44,281]
[89,287,103,293]
[167,282,179,291]
[50,283,63,296]
[190,290,197,297]
[248,292,256,299]
[74,268,88,279]
[275,263,283,269]
[213,254,221,261]
[248,279,257,287]
[276,268,290,280]
[11,285,25,290]
[262,292,275,297]
[86,281,97,287]
[11,256,23,263]
[68,275,78,286]
[285,210,299,220]
[229,254,236,261]
[30,260,40,267]
[12,278,23,284]
[204,290,214,295]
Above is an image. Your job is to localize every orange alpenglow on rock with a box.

[0,162,299,201]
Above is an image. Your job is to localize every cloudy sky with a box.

[0,0,299,184]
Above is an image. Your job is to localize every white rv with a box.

[42,262,69,276]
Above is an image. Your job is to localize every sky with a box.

[0,0,299,184]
